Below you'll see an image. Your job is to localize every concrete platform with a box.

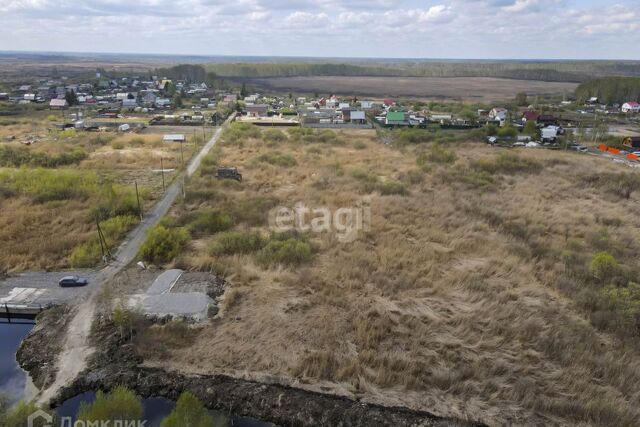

[146,269,183,295]
[127,269,212,321]
[129,292,210,321]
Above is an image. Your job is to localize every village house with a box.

[360,100,375,109]
[521,111,540,123]
[246,104,269,117]
[489,108,508,122]
[622,102,640,113]
[537,114,558,127]
[155,98,171,108]
[49,98,68,109]
[122,98,138,109]
[385,111,408,126]
[349,110,366,124]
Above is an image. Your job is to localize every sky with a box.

[0,0,638,60]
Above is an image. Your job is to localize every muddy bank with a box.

[28,315,484,427]
[17,305,73,389]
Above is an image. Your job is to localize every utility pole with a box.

[135,180,142,220]
[180,141,184,169]
[96,217,112,262]
[160,157,165,192]
[96,217,106,261]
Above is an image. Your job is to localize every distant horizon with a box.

[1,50,639,64]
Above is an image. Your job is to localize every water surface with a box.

[0,322,34,402]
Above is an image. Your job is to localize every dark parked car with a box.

[58,275,89,287]
[215,167,242,182]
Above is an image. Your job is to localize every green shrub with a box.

[139,225,190,264]
[77,386,143,422]
[160,391,226,427]
[446,168,496,189]
[257,238,313,267]
[497,125,518,138]
[427,143,457,164]
[185,210,232,235]
[0,145,87,168]
[598,283,640,328]
[589,251,619,283]
[223,122,261,144]
[377,180,407,196]
[395,128,434,144]
[209,231,264,256]
[263,129,288,143]
[58,128,77,139]
[0,168,98,202]
[256,151,297,167]
[94,185,143,219]
[289,128,342,144]
[1,401,55,427]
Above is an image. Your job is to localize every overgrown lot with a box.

[0,111,198,271]
[136,123,640,426]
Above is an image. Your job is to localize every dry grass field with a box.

[0,111,199,272]
[243,76,578,102]
[130,124,640,426]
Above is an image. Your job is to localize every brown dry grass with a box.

[143,128,640,425]
[0,111,197,271]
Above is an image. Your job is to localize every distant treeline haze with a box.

[204,61,640,83]
[575,77,640,104]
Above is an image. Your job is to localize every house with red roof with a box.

[622,102,640,113]
[521,110,540,123]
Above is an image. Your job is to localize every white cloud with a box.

[0,0,638,59]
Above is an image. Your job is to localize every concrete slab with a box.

[128,292,210,321]
[146,269,183,295]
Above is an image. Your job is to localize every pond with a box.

[1,322,273,426]
[0,321,35,403]
[57,392,273,427]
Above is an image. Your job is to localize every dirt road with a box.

[37,116,232,405]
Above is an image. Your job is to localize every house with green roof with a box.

[385,111,408,126]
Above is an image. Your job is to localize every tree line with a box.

[576,77,640,104]
[153,64,220,87]
[206,60,640,83]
